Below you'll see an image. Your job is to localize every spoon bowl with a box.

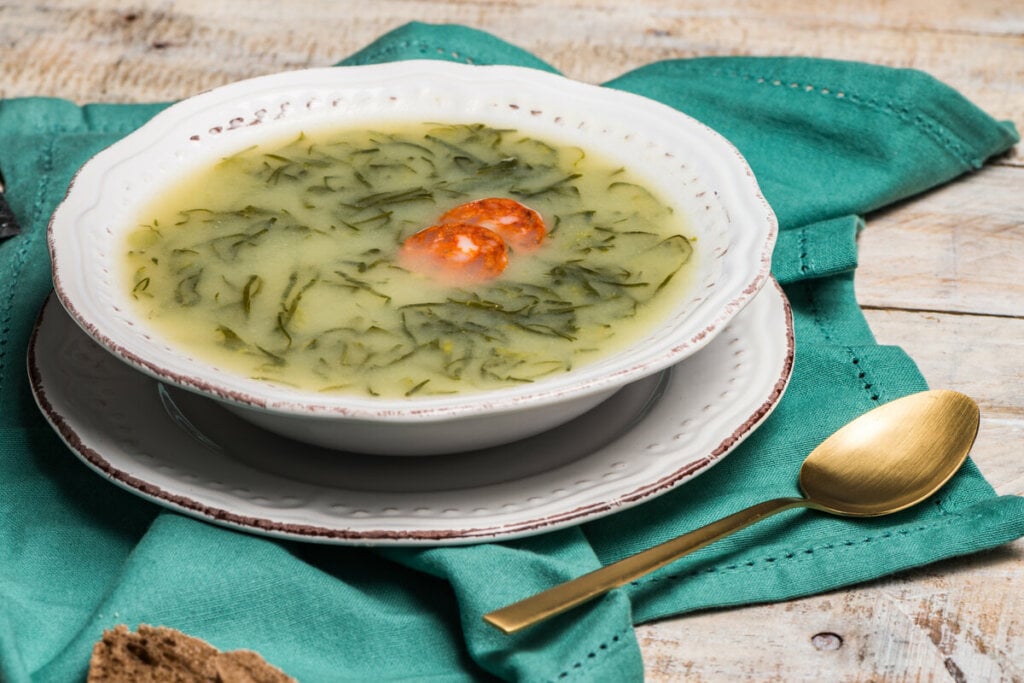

[484,389,980,633]
[799,389,979,516]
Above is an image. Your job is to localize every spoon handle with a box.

[483,496,807,634]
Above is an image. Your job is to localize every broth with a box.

[123,123,696,398]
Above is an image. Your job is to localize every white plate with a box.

[27,281,793,546]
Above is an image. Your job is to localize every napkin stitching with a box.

[0,117,137,138]
[750,70,977,168]
[661,63,979,168]
[629,512,978,589]
[798,226,810,275]
[849,355,881,402]
[347,40,477,66]
[553,626,632,681]
[803,279,839,343]
[800,279,882,401]
[0,136,56,399]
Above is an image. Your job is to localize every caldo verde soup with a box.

[124,123,695,398]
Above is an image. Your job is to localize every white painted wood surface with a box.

[1,1,1020,679]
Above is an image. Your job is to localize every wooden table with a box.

[2,2,1020,680]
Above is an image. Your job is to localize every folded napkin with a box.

[1,22,1021,682]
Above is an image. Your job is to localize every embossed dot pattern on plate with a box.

[28,282,792,545]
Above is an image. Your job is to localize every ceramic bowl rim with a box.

[48,60,777,424]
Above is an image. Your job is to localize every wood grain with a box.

[637,545,1024,682]
[1,1,1020,680]
[2,1,1021,169]
[859,165,1024,318]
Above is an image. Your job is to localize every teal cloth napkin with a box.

[1,22,1022,682]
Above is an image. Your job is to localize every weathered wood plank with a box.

[863,308,1024,417]
[638,541,1024,682]
[858,165,1024,319]
[0,1,1020,165]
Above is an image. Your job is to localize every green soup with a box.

[124,123,696,398]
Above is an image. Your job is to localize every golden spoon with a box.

[484,389,979,634]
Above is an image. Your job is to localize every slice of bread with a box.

[87,624,295,683]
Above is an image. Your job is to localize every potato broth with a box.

[123,123,696,397]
